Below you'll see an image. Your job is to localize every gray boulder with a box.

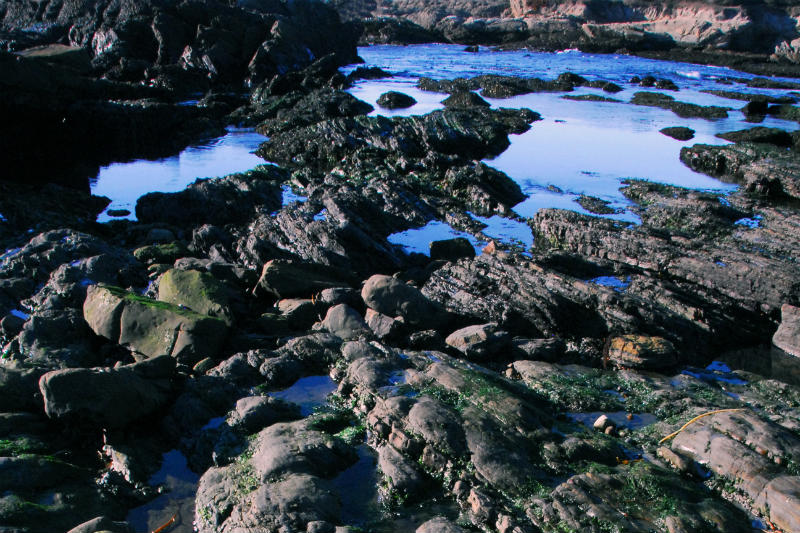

[320,304,370,340]
[39,356,175,427]
[257,260,352,299]
[445,323,511,360]
[361,275,442,327]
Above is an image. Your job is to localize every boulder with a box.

[417,517,465,533]
[157,268,233,324]
[83,284,229,363]
[429,238,475,261]
[442,91,490,108]
[445,323,511,360]
[258,260,353,299]
[774,304,800,357]
[361,274,443,327]
[319,304,370,340]
[66,516,134,533]
[606,335,677,370]
[377,91,417,109]
[660,127,695,141]
[38,356,175,427]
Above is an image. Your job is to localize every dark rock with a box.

[576,195,620,215]
[257,259,353,299]
[442,91,491,108]
[377,91,417,109]
[39,355,175,428]
[660,126,695,141]
[228,395,301,434]
[430,238,476,262]
[136,166,285,227]
[632,91,729,119]
[716,127,793,147]
[464,45,479,53]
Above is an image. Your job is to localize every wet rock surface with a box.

[3,15,800,533]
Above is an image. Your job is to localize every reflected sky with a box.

[91,128,266,222]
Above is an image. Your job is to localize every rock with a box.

[773,304,800,357]
[670,410,800,533]
[417,517,465,533]
[430,238,476,261]
[377,443,426,499]
[660,127,695,141]
[0,455,84,492]
[137,166,285,227]
[716,127,793,147]
[278,299,327,330]
[364,308,406,341]
[132,242,189,265]
[319,304,370,340]
[657,446,693,474]
[511,337,565,362]
[442,91,491,108]
[157,268,233,324]
[632,92,729,120]
[593,414,613,432]
[66,516,133,533]
[377,91,417,109]
[228,396,301,434]
[445,323,511,361]
[0,366,46,412]
[83,284,229,364]
[145,228,175,244]
[606,335,677,370]
[362,275,444,328]
[38,355,175,428]
[258,259,353,299]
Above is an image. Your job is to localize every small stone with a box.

[106,209,131,218]
[593,414,611,431]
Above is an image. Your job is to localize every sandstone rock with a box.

[774,304,800,357]
[320,304,370,340]
[361,274,443,327]
[606,335,677,370]
[38,356,175,427]
[445,323,511,360]
[228,396,301,434]
[83,284,229,363]
[365,308,406,340]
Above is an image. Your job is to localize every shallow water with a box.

[387,220,486,256]
[91,128,266,222]
[268,375,338,416]
[347,44,800,249]
[126,449,199,533]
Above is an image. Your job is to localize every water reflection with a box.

[91,128,266,222]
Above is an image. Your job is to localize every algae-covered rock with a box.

[83,284,228,363]
[377,91,417,109]
[132,242,188,265]
[157,268,233,324]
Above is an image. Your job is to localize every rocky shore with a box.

[3,2,800,533]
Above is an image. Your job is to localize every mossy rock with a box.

[83,284,228,364]
[158,268,234,324]
[133,242,188,265]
